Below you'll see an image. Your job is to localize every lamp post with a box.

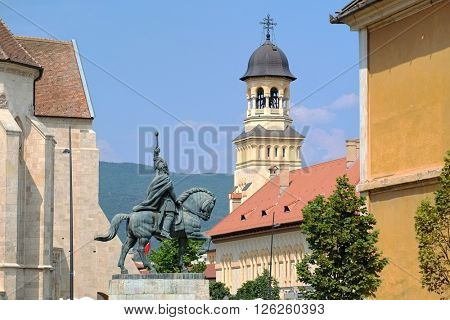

[268,203,281,297]
[63,126,74,300]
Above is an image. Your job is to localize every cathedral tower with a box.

[230,15,303,210]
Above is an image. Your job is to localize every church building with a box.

[209,17,360,298]
[0,19,135,300]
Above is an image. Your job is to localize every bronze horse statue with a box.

[95,187,216,274]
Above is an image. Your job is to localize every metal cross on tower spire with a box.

[260,14,277,40]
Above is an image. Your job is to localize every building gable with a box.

[17,37,93,119]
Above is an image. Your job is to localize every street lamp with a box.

[268,211,281,297]
[63,126,74,300]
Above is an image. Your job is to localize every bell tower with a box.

[230,15,303,211]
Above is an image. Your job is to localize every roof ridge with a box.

[15,35,71,45]
[223,158,346,218]
[0,19,41,68]
[292,157,346,174]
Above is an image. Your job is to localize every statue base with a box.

[108,273,209,300]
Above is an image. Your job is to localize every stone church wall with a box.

[40,117,137,299]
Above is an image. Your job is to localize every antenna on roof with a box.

[260,14,277,40]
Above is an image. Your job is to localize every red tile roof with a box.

[17,37,93,119]
[209,158,360,239]
[0,19,41,70]
[204,264,216,279]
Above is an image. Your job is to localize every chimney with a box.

[229,192,242,212]
[279,164,290,195]
[346,139,360,168]
[269,165,279,179]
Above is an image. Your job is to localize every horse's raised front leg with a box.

[178,236,188,273]
[118,236,137,274]
[188,232,211,255]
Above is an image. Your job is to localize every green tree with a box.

[148,239,206,273]
[209,282,231,300]
[233,270,280,300]
[415,151,450,299]
[297,175,388,300]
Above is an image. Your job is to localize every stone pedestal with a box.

[108,273,209,300]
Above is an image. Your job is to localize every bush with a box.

[148,239,205,273]
[209,282,231,300]
[233,270,279,300]
[415,151,450,299]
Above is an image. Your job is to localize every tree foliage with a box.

[233,270,280,300]
[297,175,388,300]
[415,151,450,299]
[148,239,206,273]
[209,282,231,300]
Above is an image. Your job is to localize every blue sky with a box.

[2,0,359,173]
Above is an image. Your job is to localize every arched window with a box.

[256,88,265,108]
[267,146,271,158]
[269,87,279,108]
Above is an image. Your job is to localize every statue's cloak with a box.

[132,173,173,212]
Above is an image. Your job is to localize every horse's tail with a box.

[94,213,130,242]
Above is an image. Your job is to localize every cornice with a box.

[339,0,445,31]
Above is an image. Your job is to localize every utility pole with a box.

[269,168,284,298]
[268,206,276,297]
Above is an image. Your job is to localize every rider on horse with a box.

[132,139,177,239]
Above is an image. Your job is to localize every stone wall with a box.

[109,274,210,300]
[40,117,137,299]
[0,61,136,300]
[0,62,54,299]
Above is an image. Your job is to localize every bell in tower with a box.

[230,15,304,211]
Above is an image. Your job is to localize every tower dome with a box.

[240,35,296,81]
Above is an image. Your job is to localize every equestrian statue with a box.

[95,132,216,274]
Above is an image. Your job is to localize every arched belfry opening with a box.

[269,87,279,108]
[256,88,265,108]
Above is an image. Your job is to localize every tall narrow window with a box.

[282,147,286,158]
[256,88,265,108]
[269,87,279,108]
[267,146,271,158]
[274,147,278,158]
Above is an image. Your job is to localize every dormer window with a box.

[241,214,246,221]
[284,205,290,213]
[269,87,279,108]
[256,88,265,108]
[261,210,268,217]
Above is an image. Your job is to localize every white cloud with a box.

[291,105,335,125]
[329,93,358,109]
[301,128,346,165]
[291,93,358,126]
[97,139,120,162]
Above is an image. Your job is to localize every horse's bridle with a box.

[180,201,211,220]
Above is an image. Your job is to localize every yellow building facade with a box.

[332,0,450,299]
